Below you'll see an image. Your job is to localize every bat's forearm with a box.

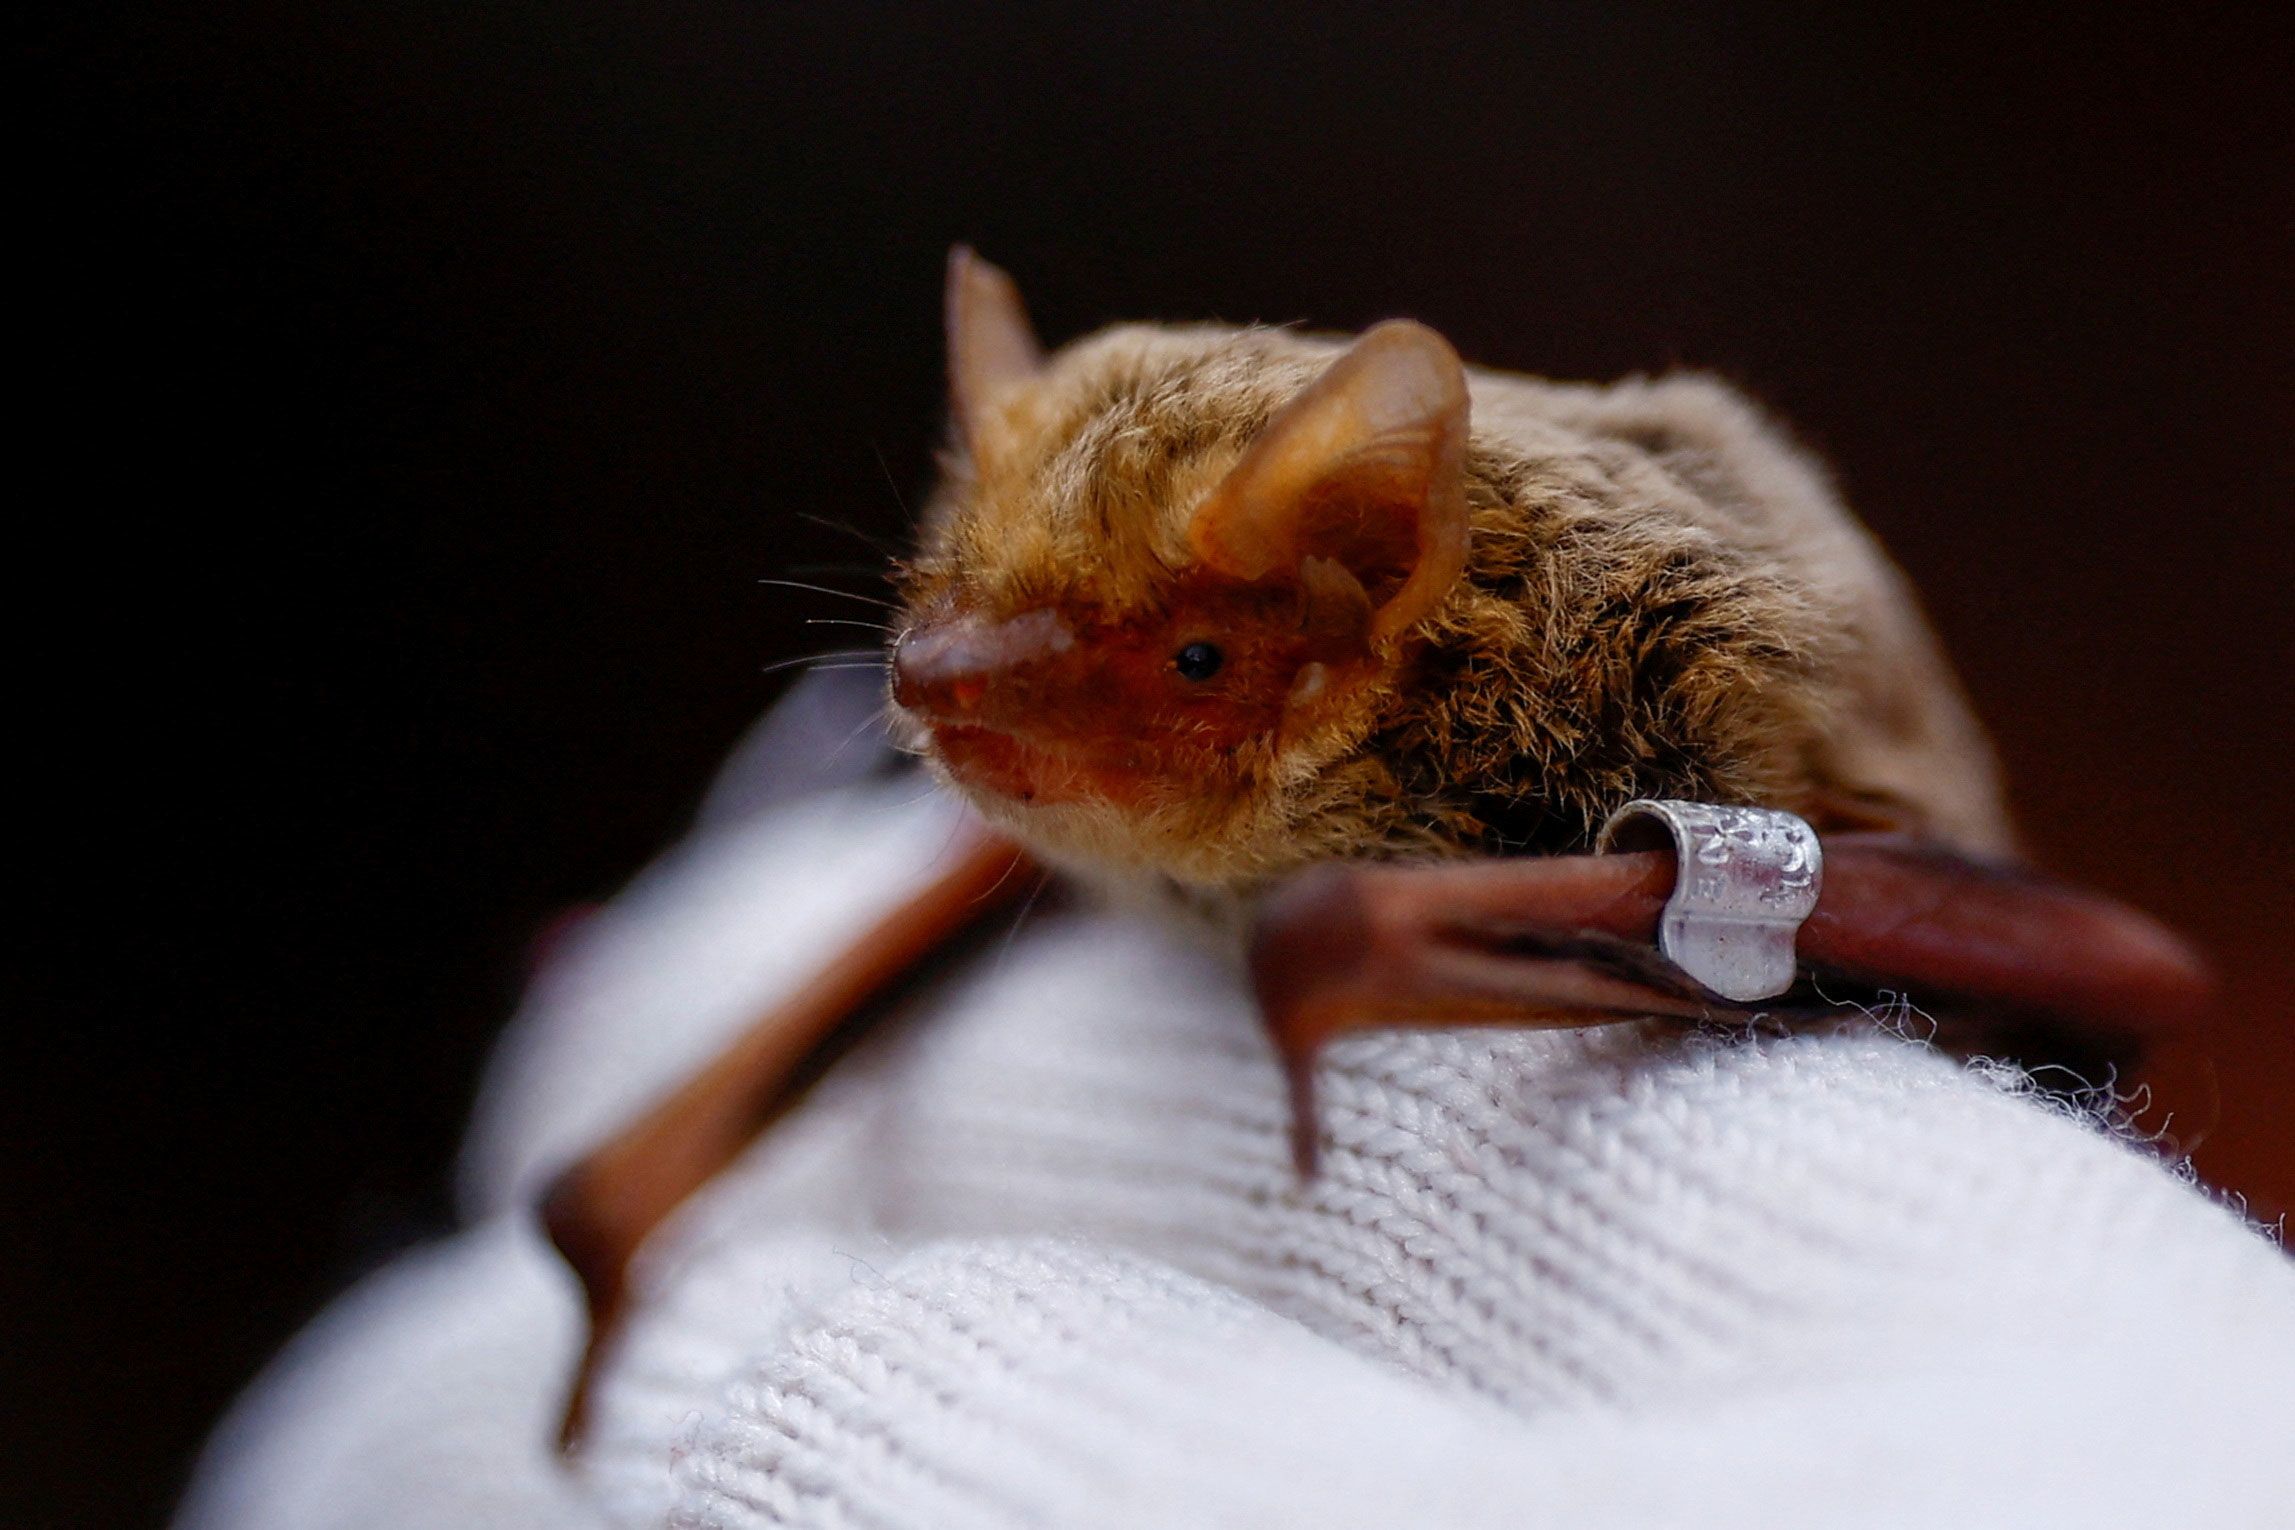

[1250,834,2213,1089]
[541,818,1036,1447]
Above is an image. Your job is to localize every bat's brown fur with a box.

[899,314,2011,896]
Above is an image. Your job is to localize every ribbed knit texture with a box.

[178,780,2295,1530]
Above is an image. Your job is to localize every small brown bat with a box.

[544,249,2212,1444]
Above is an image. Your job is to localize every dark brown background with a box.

[15,4,2292,1525]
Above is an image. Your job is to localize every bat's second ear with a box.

[946,246,1044,458]
[1188,321,1471,646]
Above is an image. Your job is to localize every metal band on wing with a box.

[1596,800,1822,1002]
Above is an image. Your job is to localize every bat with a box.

[543,249,2212,1445]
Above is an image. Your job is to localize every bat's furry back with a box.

[897,294,2011,897]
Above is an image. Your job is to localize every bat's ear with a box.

[946,245,1044,456]
[1189,320,1471,646]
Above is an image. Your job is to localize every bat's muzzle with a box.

[890,608,1075,721]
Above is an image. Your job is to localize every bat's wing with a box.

[1250,833,2215,1169]
[541,819,1037,1449]
[542,818,2210,1445]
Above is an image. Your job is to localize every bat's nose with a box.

[891,608,1075,719]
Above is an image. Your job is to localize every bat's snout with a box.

[890,608,1075,722]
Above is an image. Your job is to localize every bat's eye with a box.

[1173,641,1224,681]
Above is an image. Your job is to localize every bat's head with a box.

[888,250,2017,894]
[888,249,1475,892]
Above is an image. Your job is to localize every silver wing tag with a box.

[1596,800,1823,1003]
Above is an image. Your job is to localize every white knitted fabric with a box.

[178,779,2295,1530]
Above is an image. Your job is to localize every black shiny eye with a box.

[1173,641,1224,681]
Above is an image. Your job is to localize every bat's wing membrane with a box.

[544,823,2209,1445]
